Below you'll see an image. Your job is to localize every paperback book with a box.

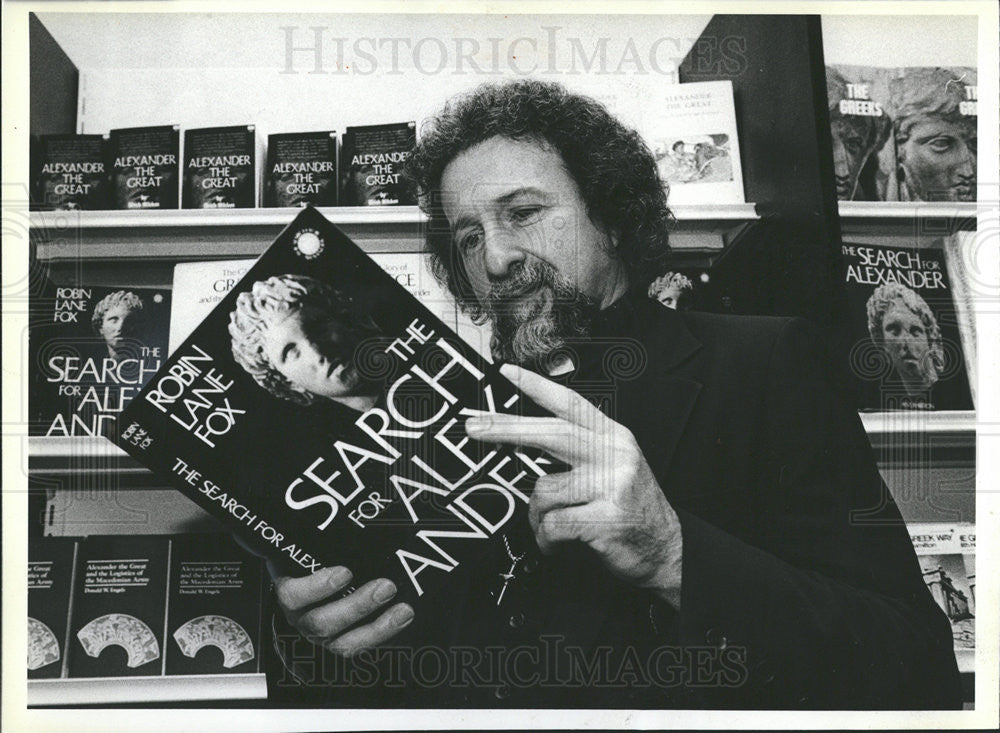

[908,523,975,667]
[28,538,78,679]
[638,80,745,205]
[34,134,109,211]
[340,122,417,206]
[111,207,549,623]
[30,284,172,437]
[67,535,171,678]
[841,241,973,411]
[265,131,338,207]
[825,65,897,202]
[183,125,256,209]
[109,125,180,209]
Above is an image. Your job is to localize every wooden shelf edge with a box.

[27,673,266,705]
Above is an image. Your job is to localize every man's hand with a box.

[270,565,415,657]
[465,363,683,610]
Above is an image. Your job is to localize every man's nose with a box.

[483,229,526,281]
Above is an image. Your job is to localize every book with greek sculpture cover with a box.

[111,207,548,618]
[841,240,973,411]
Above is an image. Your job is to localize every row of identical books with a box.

[31,122,416,211]
[32,79,754,212]
[28,533,266,703]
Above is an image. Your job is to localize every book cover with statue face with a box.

[112,208,552,638]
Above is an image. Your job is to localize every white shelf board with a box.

[28,673,266,705]
[838,202,978,220]
[860,410,976,452]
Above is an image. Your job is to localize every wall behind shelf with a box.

[36,13,711,138]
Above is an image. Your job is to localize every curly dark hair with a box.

[406,79,673,312]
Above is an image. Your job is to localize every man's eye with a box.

[511,207,542,225]
[457,230,484,252]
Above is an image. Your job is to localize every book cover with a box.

[35,134,109,211]
[28,538,78,679]
[340,122,417,206]
[265,131,337,208]
[943,231,977,407]
[183,126,256,209]
[169,259,256,354]
[908,523,975,662]
[111,207,550,625]
[646,266,727,313]
[637,80,745,205]
[841,241,973,411]
[165,534,264,675]
[108,125,180,209]
[889,67,976,202]
[825,65,897,201]
[29,284,171,437]
[68,536,171,678]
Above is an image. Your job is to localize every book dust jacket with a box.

[112,208,550,628]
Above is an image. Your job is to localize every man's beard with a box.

[481,261,599,370]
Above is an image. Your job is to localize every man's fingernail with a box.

[392,606,415,627]
[500,363,518,379]
[465,418,486,434]
[373,580,397,604]
[329,567,351,586]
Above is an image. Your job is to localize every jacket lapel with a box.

[543,296,704,651]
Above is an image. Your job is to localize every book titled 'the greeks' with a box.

[111,207,550,626]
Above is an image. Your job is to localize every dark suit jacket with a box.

[268,293,962,710]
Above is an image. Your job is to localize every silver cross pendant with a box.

[495,559,520,606]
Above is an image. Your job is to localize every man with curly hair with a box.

[92,289,143,360]
[228,273,381,412]
[270,79,960,710]
[866,282,944,396]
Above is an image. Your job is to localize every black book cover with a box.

[183,126,256,209]
[165,534,264,675]
[265,131,337,208]
[29,284,171,437]
[111,208,550,627]
[35,134,109,211]
[109,125,180,209]
[28,538,78,679]
[68,536,171,678]
[842,241,973,411]
[340,122,416,206]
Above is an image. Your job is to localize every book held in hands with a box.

[111,207,550,630]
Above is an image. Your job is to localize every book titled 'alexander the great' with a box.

[265,131,338,207]
[340,122,417,206]
[67,536,170,678]
[35,134,109,211]
[111,207,550,629]
[29,284,171,437]
[183,126,256,209]
[109,125,180,209]
[842,241,973,411]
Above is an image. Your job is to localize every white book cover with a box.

[169,259,256,354]
[170,253,458,355]
[639,80,745,205]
